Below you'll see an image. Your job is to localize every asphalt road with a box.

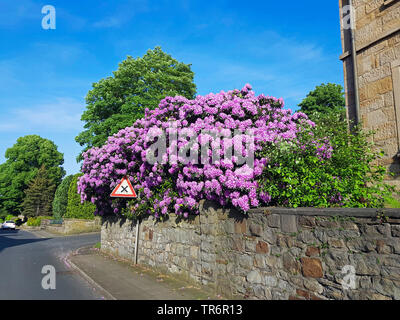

[0,229,103,300]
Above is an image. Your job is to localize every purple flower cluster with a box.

[78,84,328,217]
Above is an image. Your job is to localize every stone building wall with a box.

[101,201,400,300]
[339,0,400,187]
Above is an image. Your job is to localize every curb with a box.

[26,229,101,239]
[66,250,117,301]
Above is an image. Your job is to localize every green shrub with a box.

[65,174,95,220]
[27,217,41,226]
[26,216,53,226]
[93,242,101,249]
[257,111,396,208]
[385,196,400,208]
[5,214,16,221]
[53,175,74,219]
[0,218,3,224]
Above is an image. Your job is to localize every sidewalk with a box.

[68,247,224,300]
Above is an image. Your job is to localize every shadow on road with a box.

[0,229,50,253]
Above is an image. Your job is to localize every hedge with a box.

[65,174,95,220]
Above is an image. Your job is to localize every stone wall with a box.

[101,201,400,300]
[42,218,101,235]
[339,0,400,187]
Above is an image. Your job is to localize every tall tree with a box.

[22,165,56,217]
[75,46,197,160]
[52,174,74,219]
[299,83,346,116]
[0,135,65,215]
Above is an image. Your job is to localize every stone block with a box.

[366,0,381,14]
[301,257,323,278]
[253,254,266,268]
[247,270,262,284]
[359,64,392,87]
[349,254,381,276]
[297,230,318,244]
[306,246,320,257]
[381,266,400,280]
[277,279,292,291]
[276,234,295,248]
[245,240,257,252]
[361,223,391,237]
[264,275,278,287]
[265,255,281,269]
[392,225,400,237]
[347,239,375,253]
[256,241,269,254]
[249,223,263,237]
[144,229,153,241]
[190,246,199,259]
[263,228,277,244]
[296,289,310,299]
[298,216,316,228]
[303,278,324,294]
[238,254,253,269]
[282,252,301,275]
[253,285,267,298]
[234,220,247,234]
[267,214,280,228]
[232,237,244,252]
[223,221,235,234]
[281,215,297,233]
[359,77,393,101]
[324,251,350,272]
[376,239,392,254]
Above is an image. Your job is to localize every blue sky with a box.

[0,0,344,176]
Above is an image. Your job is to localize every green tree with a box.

[0,135,65,215]
[299,83,346,116]
[65,174,95,220]
[0,207,8,221]
[75,46,197,159]
[21,165,56,217]
[52,174,74,219]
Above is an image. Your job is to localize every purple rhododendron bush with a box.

[79,84,390,220]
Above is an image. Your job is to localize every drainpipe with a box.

[349,0,361,125]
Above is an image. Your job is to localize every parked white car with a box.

[2,220,16,230]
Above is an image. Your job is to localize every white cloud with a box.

[92,0,149,28]
[0,0,38,28]
[171,28,339,108]
[93,16,123,28]
[0,123,19,131]
[0,98,84,133]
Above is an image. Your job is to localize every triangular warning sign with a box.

[110,176,137,198]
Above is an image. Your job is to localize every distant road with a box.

[0,229,102,299]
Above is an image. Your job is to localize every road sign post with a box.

[110,176,140,263]
[134,221,139,264]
